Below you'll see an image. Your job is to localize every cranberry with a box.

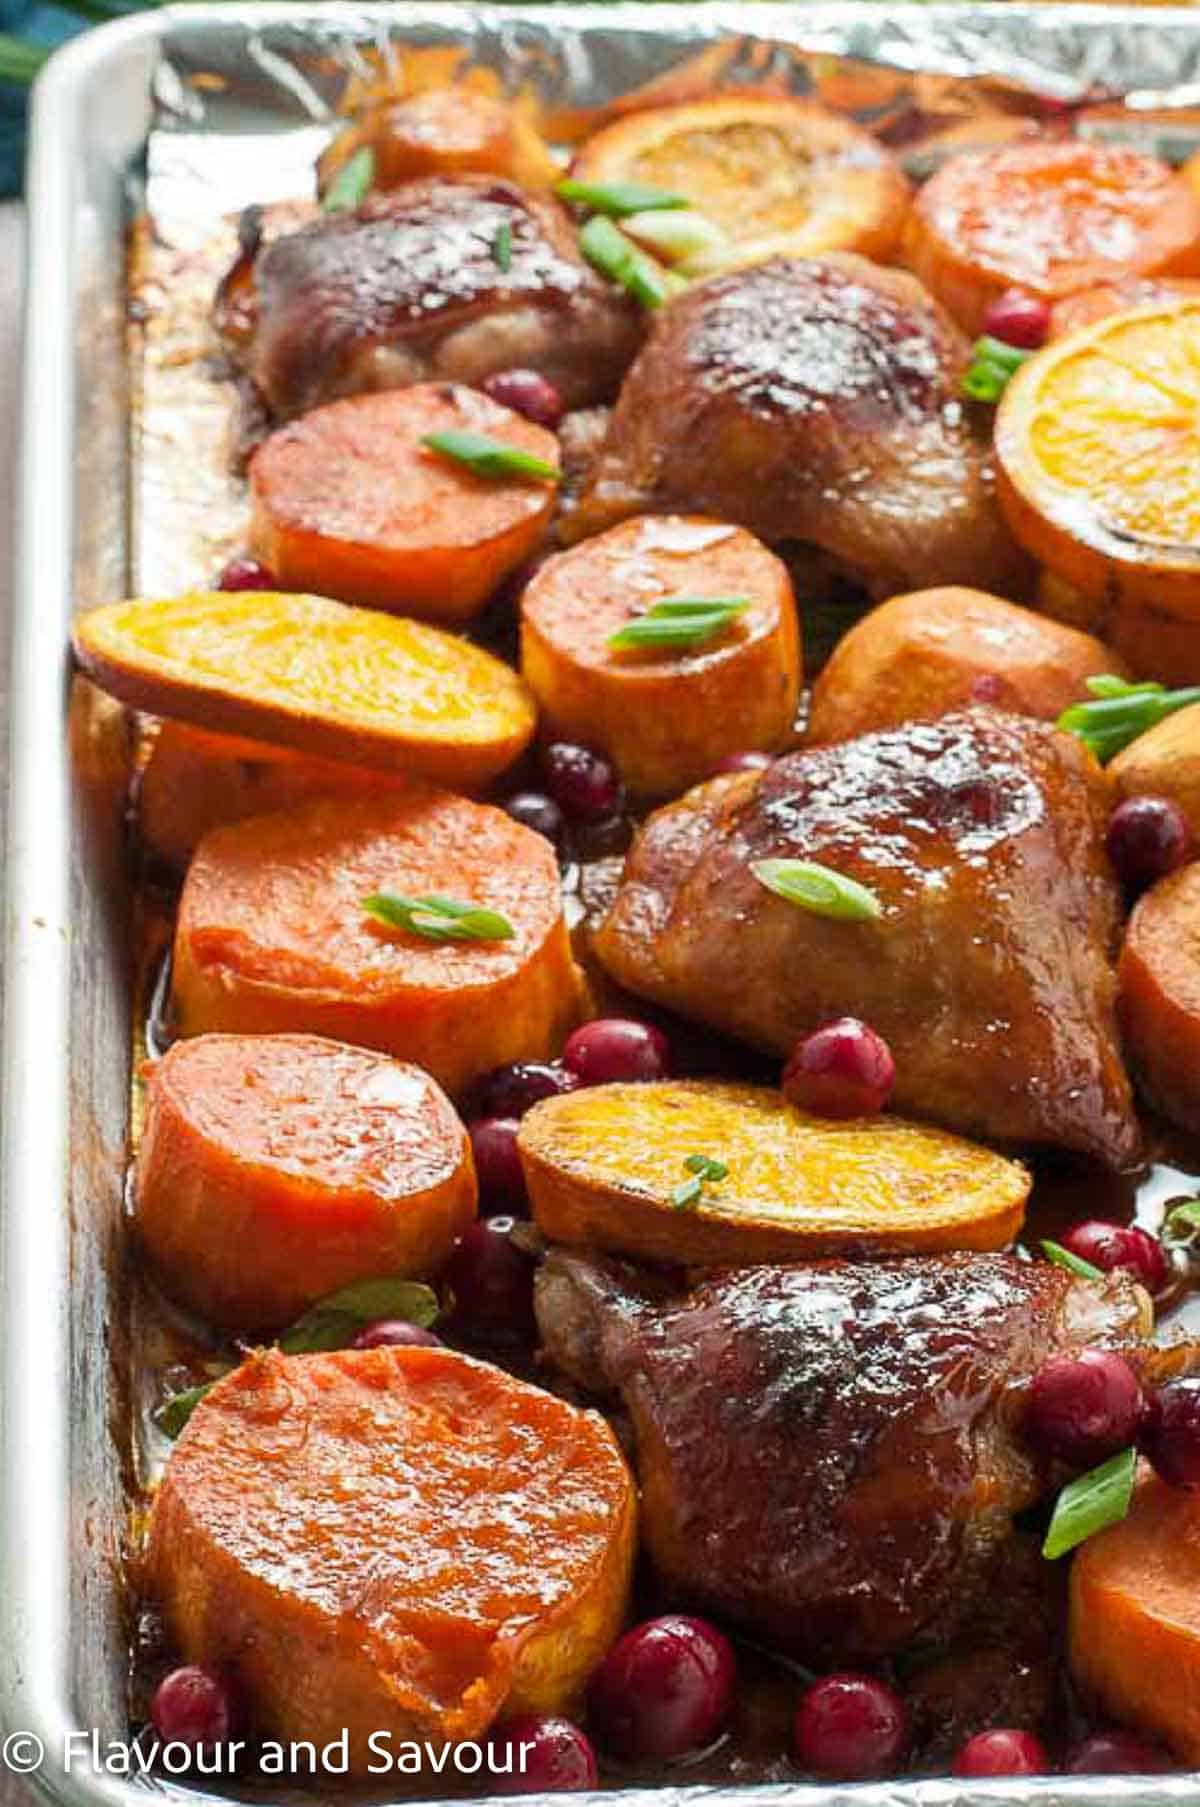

[953,1729,1049,1777]
[1066,1731,1170,1774]
[503,790,566,847]
[543,742,625,825]
[469,1116,527,1214]
[980,289,1050,350]
[1025,1349,1143,1468]
[216,555,275,592]
[1107,795,1192,893]
[1139,1377,1200,1488]
[468,1061,577,1121]
[969,672,1005,703]
[714,750,774,776]
[488,1714,598,1793]
[150,1666,239,1748]
[563,1018,671,1086]
[481,369,565,431]
[587,1614,735,1759]
[444,1216,535,1342]
[353,1318,440,1349]
[1061,1220,1169,1294]
[792,1674,906,1781]
[782,1018,896,1119]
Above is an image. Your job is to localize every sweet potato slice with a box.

[138,722,410,869]
[520,516,801,796]
[317,88,558,197]
[248,385,558,622]
[519,1080,1030,1265]
[73,591,536,790]
[1119,862,1200,1133]
[903,140,1200,335]
[148,1345,636,1771]
[1070,1467,1200,1763]
[134,1034,476,1331]
[1111,704,1200,838]
[172,790,582,1097]
[807,586,1123,744]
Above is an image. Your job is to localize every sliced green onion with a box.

[0,32,49,84]
[621,207,728,271]
[1057,679,1200,764]
[322,146,375,213]
[557,178,688,217]
[363,891,516,944]
[154,1381,215,1440]
[579,215,669,310]
[1162,1198,1200,1248]
[1086,675,1165,702]
[1042,1238,1104,1281]
[961,334,1032,404]
[751,859,883,923]
[279,1277,440,1356]
[421,430,559,484]
[1043,1446,1137,1560]
[608,595,750,652]
[493,220,513,273]
[670,1153,729,1211]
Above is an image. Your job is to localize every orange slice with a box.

[995,299,1200,618]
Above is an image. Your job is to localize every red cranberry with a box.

[352,1318,440,1349]
[481,369,565,431]
[469,1116,528,1214]
[488,1714,598,1793]
[980,289,1051,350]
[563,1018,671,1086]
[792,1674,906,1780]
[1139,1377,1200,1488]
[714,750,774,776]
[542,742,625,825]
[468,1061,577,1120]
[444,1216,535,1342]
[1025,1349,1143,1468]
[503,790,566,847]
[216,555,275,592]
[1106,796,1192,892]
[1066,1731,1170,1774]
[1061,1220,1169,1294]
[953,1729,1048,1777]
[150,1666,239,1748]
[587,1614,735,1759]
[969,672,1005,703]
[782,1018,895,1119]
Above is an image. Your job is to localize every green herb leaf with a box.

[557,178,688,218]
[1043,1446,1137,1560]
[671,1153,728,1211]
[323,146,375,213]
[493,221,513,273]
[421,430,559,484]
[751,859,883,923]
[961,334,1032,404]
[363,892,515,944]
[1057,679,1200,764]
[279,1277,440,1356]
[608,595,750,652]
[1042,1238,1104,1281]
[0,31,49,84]
[1162,1198,1200,1247]
[579,215,669,310]
[154,1381,214,1440]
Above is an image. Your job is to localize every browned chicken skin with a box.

[595,709,1140,1168]
[217,177,643,422]
[567,253,1033,600]
[535,1249,1151,1666]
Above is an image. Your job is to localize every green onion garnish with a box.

[154,1381,215,1440]
[279,1277,439,1355]
[363,892,516,944]
[579,215,669,310]
[608,595,750,652]
[1162,1198,1200,1248]
[1043,1446,1137,1560]
[671,1153,729,1211]
[421,431,559,484]
[1042,1239,1104,1281]
[751,859,883,923]
[1057,675,1200,764]
[961,334,1032,404]
[557,178,688,218]
[323,146,375,213]
[493,221,513,273]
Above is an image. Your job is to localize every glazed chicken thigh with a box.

[567,253,1033,600]
[595,708,1139,1168]
[536,1249,1152,1665]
